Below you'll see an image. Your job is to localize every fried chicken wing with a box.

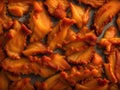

[94,1,120,35]
[69,3,90,29]
[9,78,35,90]
[7,0,35,17]
[78,0,106,8]
[29,1,52,42]
[5,20,31,59]
[44,0,69,19]
[47,18,75,50]
[22,42,51,56]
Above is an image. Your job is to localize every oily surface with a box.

[0,0,120,90]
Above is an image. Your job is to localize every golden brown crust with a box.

[75,78,109,90]
[78,0,106,8]
[47,18,75,50]
[2,54,71,78]
[5,20,31,59]
[67,46,95,64]
[94,1,120,35]
[44,0,69,19]
[22,42,52,56]
[69,3,90,28]
[7,0,35,17]
[29,1,52,42]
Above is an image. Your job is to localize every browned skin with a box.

[94,1,120,35]
[78,0,106,8]
[7,0,35,17]
[44,0,69,19]
[0,0,120,90]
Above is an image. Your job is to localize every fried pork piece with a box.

[69,3,90,29]
[44,0,69,19]
[114,49,120,82]
[47,18,75,50]
[93,1,120,35]
[78,0,106,8]
[41,74,72,90]
[61,65,102,86]
[7,0,35,17]
[5,20,31,59]
[64,29,76,44]
[104,50,118,83]
[75,78,109,90]
[22,42,52,56]
[0,0,13,33]
[29,1,52,42]
[2,54,70,78]
[98,26,118,54]
[67,46,95,64]
[64,27,97,56]
[9,78,35,90]
[0,71,9,90]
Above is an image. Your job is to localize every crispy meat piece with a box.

[44,74,72,90]
[64,29,76,44]
[104,63,117,83]
[22,42,52,56]
[29,1,52,42]
[0,71,9,90]
[5,20,31,59]
[78,0,106,8]
[9,78,35,90]
[103,26,117,39]
[69,3,90,29]
[47,18,75,50]
[7,0,35,17]
[0,0,13,32]
[67,46,95,64]
[75,78,109,90]
[61,66,101,86]
[49,53,71,70]
[64,40,88,56]
[115,49,120,82]
[64,27,97,56]
[98,26,118,54]
[93,1,120,35]
[2,54,70,78]
[92,53,103,65]
[104,49,119,83]
[44,0,69,19]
